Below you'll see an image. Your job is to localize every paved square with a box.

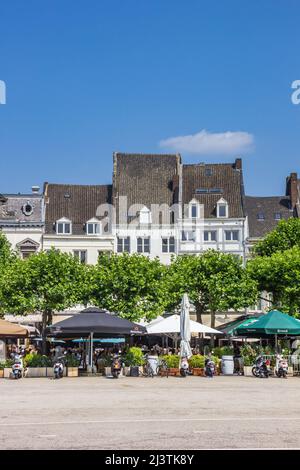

[1,375,300,449]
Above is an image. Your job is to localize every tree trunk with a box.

[210,310,216,348]
[195,303,203,323]
[42,310,52,355]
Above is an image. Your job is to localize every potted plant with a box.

[64,355,80,377]
[189,354,205,376]
[124,347,145,377]
[24,354,52,377]
[160,355,180,376]
[2,359,14,378]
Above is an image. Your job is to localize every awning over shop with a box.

[0,319,29,338]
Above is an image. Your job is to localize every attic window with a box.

[274,212,282,220]
[209,188,223,194]
[64,193,71,199]
[195,188,208,194]
[205,168,212,176]
[22,202,33,216]
[257,213,265,220]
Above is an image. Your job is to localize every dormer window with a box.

[56,217,72,234]
[86,218,101,235]
[217,198,228,218]
[139,206,152,225]
[22,201,34,216]
[189,199,200,219]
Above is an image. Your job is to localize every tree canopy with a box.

[247,246,300,316]
[165,250,258,326]
[254,218,300,257]
[87,253,168,322]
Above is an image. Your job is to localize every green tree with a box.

[165,251,258,328]
[88,253,167,322]
[254,218,300,257]
[0,233,17,318]
[247,246,300,316]
[0,249,87,352]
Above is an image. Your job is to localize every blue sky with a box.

[1,0,300,196]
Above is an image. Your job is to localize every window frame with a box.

[162,236,175,253]
[137,236,151,253]
[117,236,131,253]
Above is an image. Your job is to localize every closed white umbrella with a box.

[180,293,192,359]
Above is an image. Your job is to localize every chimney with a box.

[31,185,40,194]
[286,172,298,210]
[235,158,242,170]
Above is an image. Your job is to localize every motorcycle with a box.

[205,357,215,378]
[111,355,123,379]
[252,356,271,378]
[179,357,190,377]
[275,354,288,378]
[53,356,64,379]
[12,354,23,379]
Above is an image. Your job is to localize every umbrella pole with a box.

[90,332,94,370]
[275,334,278,352]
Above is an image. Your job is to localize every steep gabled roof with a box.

[245,195,293,238]
[182,160,245,218]
[44,183,112,235]
[113,153,181,224]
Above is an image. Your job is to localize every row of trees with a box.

[1,218,300,351]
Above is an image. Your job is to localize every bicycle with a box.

[141,355,154,378]
[156,358,169,378]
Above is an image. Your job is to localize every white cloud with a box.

[159,129,254,155]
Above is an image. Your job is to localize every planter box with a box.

[4,368,13,378]
[0,369,4,378]
[123,366,130,377]
[243,366,253,377]
[192,368,205,377]
[67,367,79,377]
[104,367,112,376]
[46,367,67,378]
[25,367,47,378]
[168,367,180,377]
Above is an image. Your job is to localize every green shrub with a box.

[0,359,14,369]
[124,347,145,366]
[212,346,234,358]
[24,354,52,367]
[160,354,180,368]
[64,355,80,367]
[188,354,205,369]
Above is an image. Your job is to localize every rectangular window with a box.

[74,250,87,264]
[274,213,282,220]
[181,231,196,241]
[191,204,197,218]
[117,237,130,253]
[162,237,175,253]
[57,222,71,234]
[218,205,226,217]
[87,223,100,234]
[137,237,150,253]
[225,230,239,241]
[204,230,217,242]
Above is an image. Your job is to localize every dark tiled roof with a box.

[182,161,245,218]
[245,196,293,238]
[113,153,181,223]
[0,194,43,225]
[45,184,112,234]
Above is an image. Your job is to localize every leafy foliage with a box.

[160,354,180,368]
[164,251,258,325]
[88,253,168,322]
[247,246,300,316]
[123,347,145,366]
[23,354,52,367]
[254,218,300,257]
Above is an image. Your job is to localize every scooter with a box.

[252,356,271,378]
[12,354,23,379]
[179,357,190,377]
[111,355,122,379]
[205,357,215,378]
[53,356,64,379]
[275,354,288,378]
